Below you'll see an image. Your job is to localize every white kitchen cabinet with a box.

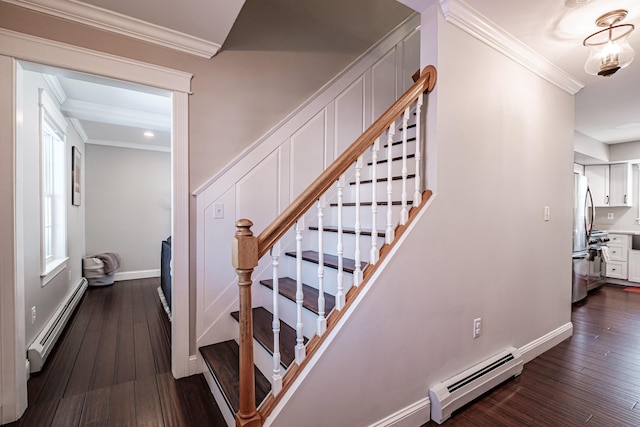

[628,251,640,283]
[585,165,609,207]
[585,164,632,207]
[609,163,632,207]
[606,233,629,280]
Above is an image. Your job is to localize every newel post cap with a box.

[232,219,258,270]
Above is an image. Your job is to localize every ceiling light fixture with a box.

[144,131,154,137]
[583,9,635,77]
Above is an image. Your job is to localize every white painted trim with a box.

[62,98,171,132]
[518,322,573,364]
[114,269,160,281]
[437,0,584,95]
[171,91,192,377]
[1,0,220,59]
[192,13,421,197]
[0,28,193,93]
[68,118,88,143]
[86,139,170,153]
[39,88,67,133]
[368,397,431,427]
[41,74,66,104]
[0,54,28,425]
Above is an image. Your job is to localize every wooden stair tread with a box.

[230,307,305,369]
[199,340,271,414]
[384,136,416,148]
[352,174,415,185]
[309,225,385,238]
[368,154,415,165]
[332,201,405,207]
[399,123,416,131]
[285,250,366,274]
[260,277,335,315]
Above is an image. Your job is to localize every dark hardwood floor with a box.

[423,284,640,426]
[3,278,225,427]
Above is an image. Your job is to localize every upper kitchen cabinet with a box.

[585,165,609,207]
[609,163,632,207]
[584,164,632,207]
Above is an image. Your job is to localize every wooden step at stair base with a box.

[308,225,385,238]
[285,250,366,274]
[260,277,335,315]
[230,307,306,369]
[199,340,271,414]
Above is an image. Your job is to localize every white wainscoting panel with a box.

[195,15,421,350]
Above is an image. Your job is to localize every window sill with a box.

[41,257,69,287]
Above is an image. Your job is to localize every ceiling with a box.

[12,0,640,153]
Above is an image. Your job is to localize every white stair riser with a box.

[366,158,417,180]
[332,204,405,230]
[201,366,235,427]
[279,255,356,296]
[344,177,417,204]
[377,140,417,160]
[302,229,384,263]
[253,283,317,339]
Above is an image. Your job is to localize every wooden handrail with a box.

[256,65,437,258]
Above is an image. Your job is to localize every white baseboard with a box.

[115,269,160,281]
[519,322,573,364]
[369,397,431,427]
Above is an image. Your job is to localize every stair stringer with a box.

[260,190,435,427]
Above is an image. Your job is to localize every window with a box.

[39,89,68,283]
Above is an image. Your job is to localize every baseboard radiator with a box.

[27,277,88,373]
[429,347,523,424]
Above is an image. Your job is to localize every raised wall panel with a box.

[236,150,279,237]
[372,49,397,122]
[291,110,325,200]
[335,77,364,155]
[402,30,420,93]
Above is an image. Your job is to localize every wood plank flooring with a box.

[4,278,225,427]
[423,284,640,426]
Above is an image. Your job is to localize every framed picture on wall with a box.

[72,146,81,206]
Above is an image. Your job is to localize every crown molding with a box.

[438,0,584,95]
[1,0,220,58]
[86,139,170,153]
[61,98,171,132]
[68,118,88,142]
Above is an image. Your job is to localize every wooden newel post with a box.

[232,219,262,427]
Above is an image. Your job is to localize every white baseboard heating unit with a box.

[429,346,523,424]
[27,277,88,373]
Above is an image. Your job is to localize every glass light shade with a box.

[584,25,635,76]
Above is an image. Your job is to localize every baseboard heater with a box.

[429,346,523,424]
[27,277,88,373]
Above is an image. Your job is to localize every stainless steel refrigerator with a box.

[572,174,593,303]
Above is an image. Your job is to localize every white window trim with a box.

[38,88,67,284]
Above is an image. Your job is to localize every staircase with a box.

[199,66,436,426]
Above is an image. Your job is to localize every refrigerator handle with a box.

[586,187,594,242]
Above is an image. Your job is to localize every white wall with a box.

[19,69,86,347]
[85,144,171,275]
[268,6,574,426]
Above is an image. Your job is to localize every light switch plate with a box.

[214,203,224,219]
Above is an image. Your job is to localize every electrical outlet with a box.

[31,306,36,325]
[473,317,482,338]
[214,203,224,219]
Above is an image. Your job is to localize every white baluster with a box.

[270,244,282,395]
[353,156,363,286]
[370,138,380,265]
[401,107,410,225]
[414,95,424,207]
[316,195,327,335]
[385,122,396,244]
[335,175,346,310]
[295,218,306,364]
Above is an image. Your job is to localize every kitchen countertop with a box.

[601,230,640,235]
